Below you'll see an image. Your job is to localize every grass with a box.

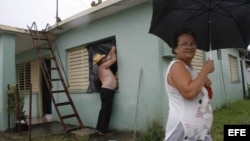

[139,99,250,141]
[139,120,165,141]
[211,99,250,141]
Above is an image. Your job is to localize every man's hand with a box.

[107,46,116,60]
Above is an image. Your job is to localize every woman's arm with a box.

[168,60,214,100]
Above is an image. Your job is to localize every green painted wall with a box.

[16,48,38,64]
[0,34,16,130]
[52,3,164,130]
[209,49,245,107]
[208,49,247,109]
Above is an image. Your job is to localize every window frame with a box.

[228,54,239,83]
[17,60,40,92]
[17,62,31,91]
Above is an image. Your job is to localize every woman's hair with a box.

[171,29,197,54]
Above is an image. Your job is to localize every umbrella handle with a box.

[209,50,212,60]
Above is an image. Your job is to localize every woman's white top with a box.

[164,60,213,141]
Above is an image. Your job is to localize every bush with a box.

[7,84,27,120]
[139,119,165,141]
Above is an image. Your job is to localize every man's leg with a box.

[96,88,114,134]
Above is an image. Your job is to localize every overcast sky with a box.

[0,0,107,30]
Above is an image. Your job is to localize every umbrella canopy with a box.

[149,0,250,51]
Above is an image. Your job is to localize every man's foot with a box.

[97,130,114,136]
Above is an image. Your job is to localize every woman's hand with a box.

[204,77,213,99]
[203,59,214,74]
[204,77,212,87]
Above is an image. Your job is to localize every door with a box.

[41,60,52,116]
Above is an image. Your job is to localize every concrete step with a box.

[25,116,53,125]
[70,127,97,140]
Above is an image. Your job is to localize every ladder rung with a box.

[35,47,51,50]
[67,127,83,133]
[52,90,66,93]
[33,37,48,40]
[51,79,61,81]
[49,67,58,70]
[30,30,46,34]
[31,31,46,35]
[42,57,55,60]
[31,32,47,39]
[61,114,77,119]
[56,102,71,106]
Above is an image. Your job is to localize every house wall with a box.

[0,33,16,130]
[247,68,250,84]
[51,2,164,130]
[242,60,249,97]
[16,49,38,64]
[206,49,247,109]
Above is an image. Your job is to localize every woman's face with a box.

[174,34,197,60]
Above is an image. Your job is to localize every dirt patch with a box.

[88,130,139,141]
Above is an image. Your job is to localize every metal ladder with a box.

[27,22,84,134]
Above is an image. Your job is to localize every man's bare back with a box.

[98,67,117,90]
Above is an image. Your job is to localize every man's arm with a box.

[102,46,117,68]
[107,46,116,59]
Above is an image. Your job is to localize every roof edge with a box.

[0,24,30,35]
[51,0,122,29]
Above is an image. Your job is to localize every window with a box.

[87,41,119,93]
[68,47,90,91]
[67,37,118,93]
[18,62,31,91]
[228,55,239,82]
[30,60,40,92]
[191,49,204,73]
[18,60,40,92]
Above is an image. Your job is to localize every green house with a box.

[0,0,249,132]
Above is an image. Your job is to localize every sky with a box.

[0,0,107,30]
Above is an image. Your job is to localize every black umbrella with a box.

[149,0,250,52]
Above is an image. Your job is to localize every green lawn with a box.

[211,99,250,141]
[139,99,250,141]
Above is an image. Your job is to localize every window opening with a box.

[67,36,118,93]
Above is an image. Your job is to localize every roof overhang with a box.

[0,25,32,54]
[50,0,149,34]
[0,0,149,54]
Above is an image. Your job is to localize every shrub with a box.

[139,119,165,141]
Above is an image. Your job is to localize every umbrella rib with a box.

[183,1,250,20]
[213,0,249,46]
[175,0,208,21]
[211,1,249,15]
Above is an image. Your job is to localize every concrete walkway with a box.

[1,121,68,140]
[0,121,137,141]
